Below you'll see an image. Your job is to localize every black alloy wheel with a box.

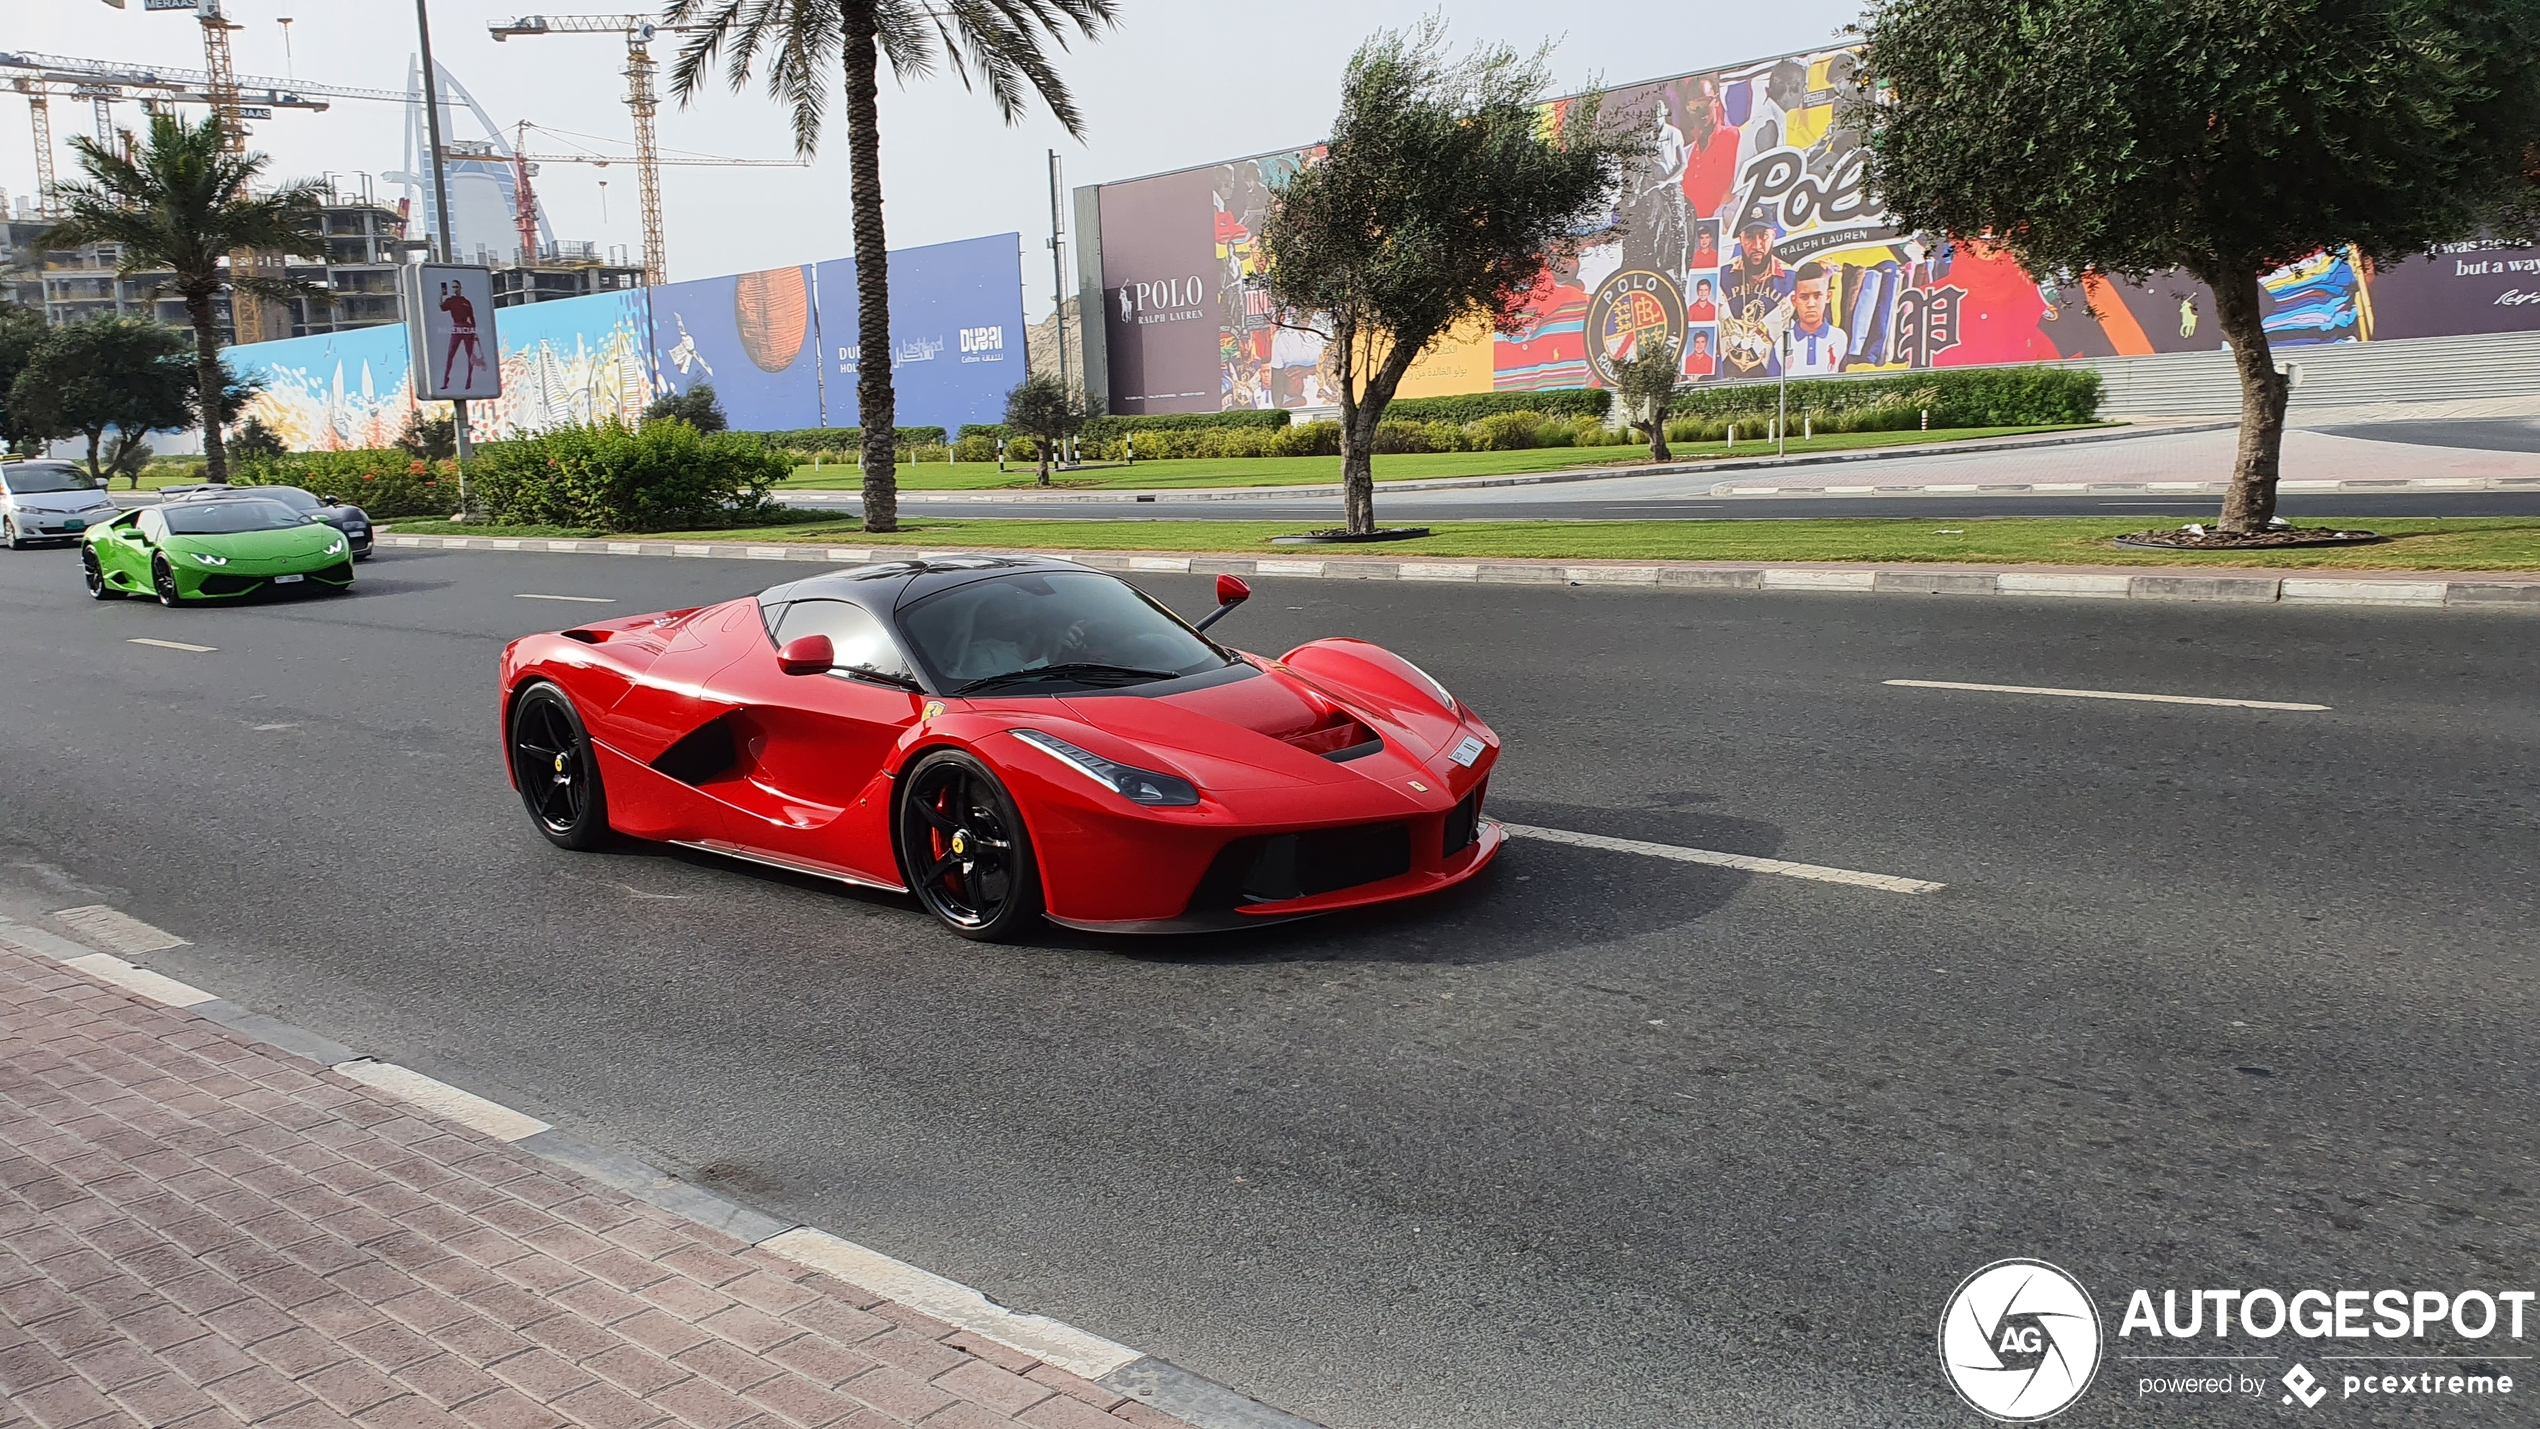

[509,682,610,850]
[82,545,119,600]
[151,554,181,607]
[896,750,1042,941]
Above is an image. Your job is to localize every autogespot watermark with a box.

[1940,1265,2531,1419]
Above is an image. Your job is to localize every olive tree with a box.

[6,318,196,484]
[1257,19,1650,534]
[1854,0,2540,535]
[1002,372,1085,486]
[1612,337,1680,464]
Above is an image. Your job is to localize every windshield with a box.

[898,570,1229,691]
[237,486,320,511]
[161,499,315,535]
[3,464,95,495]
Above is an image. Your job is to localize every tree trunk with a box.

[843,2,897,534]
[186,289,229,483]
[1340,408,1377,535]
[1037,442,1050,486]
[1642,411,1671,464]
[84,428,106,485]
[2209,266,2288,535]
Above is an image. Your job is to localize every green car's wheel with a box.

[509,682,610,850]
[151,554,181,607]
[82,546,120,600]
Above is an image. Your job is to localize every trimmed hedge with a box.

[469,420,790,532]
[1669,365,2102,428]
[233,450,463,518]
[755,426,946,453]
[1385,388,1611,423]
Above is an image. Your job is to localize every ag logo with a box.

[1938,1259,2102,1421]
[1583,270,1685,387]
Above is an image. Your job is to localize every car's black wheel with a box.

[150,554,181,607]
[896,750,1043,941]
[82,546,121,600]
[509,681,611,850]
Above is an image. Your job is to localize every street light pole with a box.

[412,0,473,514]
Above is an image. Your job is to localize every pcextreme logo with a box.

[1939,1260,2104,1421]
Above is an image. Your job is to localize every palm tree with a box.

[44,112,325,483]
[666,0,1119,533]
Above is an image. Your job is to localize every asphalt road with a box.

[0,543,2534,1428]
[782,488,2540,524]
[2317,419,2540,453]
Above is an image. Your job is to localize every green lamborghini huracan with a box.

[84,498,354,606]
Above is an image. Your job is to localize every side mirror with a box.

[1194,574,1251,633]
[776,633,835,675]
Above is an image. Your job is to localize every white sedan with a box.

[1,461,119,549]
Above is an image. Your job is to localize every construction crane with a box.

[9,78,56,217]
[488,15,716,285]
[495,121,802,270]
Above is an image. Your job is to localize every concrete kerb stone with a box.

[377,533,2540,611]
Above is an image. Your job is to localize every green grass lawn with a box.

[385,514,2540,572]
[780,424,2108,492]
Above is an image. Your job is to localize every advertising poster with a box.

[648,265,823,433]
[1088,45,2540,411]
[478,289,656,439]
[227,324,421,452]
[403,264,502,402]
[815,234,1029,433]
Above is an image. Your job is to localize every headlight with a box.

[1398,656,1457,713]
[189,551,228,566]
[1011,729,1199,807]
[325,537,347,555]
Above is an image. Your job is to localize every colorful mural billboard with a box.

[815,234,1029,433]
[1091,47,2540,413]
[228,235,1027,448]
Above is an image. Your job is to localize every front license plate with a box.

[346,527,367,536]
[273,573,304,584]
[1449,735,1484,767]
[59,519,85,531]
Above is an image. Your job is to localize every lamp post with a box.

[412,0,474,515]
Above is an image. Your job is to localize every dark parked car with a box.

[161,483,373,560]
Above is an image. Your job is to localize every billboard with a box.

[647,265,823,432]
[403,264,502,401]
[228,234,1028,448]
[816,233,1028,433]
[1091,47,2540,412]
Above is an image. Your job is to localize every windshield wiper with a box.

[840,665,926,692]
[950,662,1182,696]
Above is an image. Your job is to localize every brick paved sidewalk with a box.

[0,945,1195,1429]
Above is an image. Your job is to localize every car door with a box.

[99,510,153,589]
[699,597,923,887]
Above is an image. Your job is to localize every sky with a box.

[7,0,1861,320]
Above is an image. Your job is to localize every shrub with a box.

[1270,421,1341,456]
[1465,410,1545,451]
[1081,409,1289,442]
[233,449,462,518]
[1387,387,1610,423]
[1669,365,2100,428]
[952,433,1000,462]
[644,382,728,433]
[396,410,456,461]
[759,426,946,453]
[467,420,789,532]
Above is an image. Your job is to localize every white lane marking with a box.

[1884,679,2329,712]
[514,593,616,603]
[252,722,299,731]
[1502,824,1945,895]
[330,1059,552,1142]
[760,1228,1142,1380]
[62,953,216,1008]
[129,637,216,653]
[54,904,188,954]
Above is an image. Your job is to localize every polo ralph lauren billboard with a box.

[1089,46,2540,413]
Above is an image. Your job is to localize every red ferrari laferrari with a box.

[499,555,1502,939]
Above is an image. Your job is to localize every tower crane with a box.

[488,15,718,285]
[4,49,342,214]
[495,121,803,269]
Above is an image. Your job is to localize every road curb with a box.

[765,421,2236,505]
[380,533,2540,611]
[0,912,1328,1429]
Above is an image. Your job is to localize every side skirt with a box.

[670,840,909,895]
